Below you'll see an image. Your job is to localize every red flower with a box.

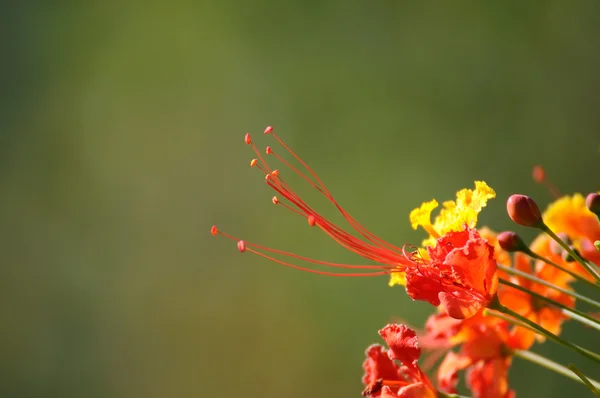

[213,128,497,319]
[363,324,437,398]
[405,227,498,319]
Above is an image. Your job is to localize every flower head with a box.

[543,193,600,267]
[404,227,498,319]
[362,324,437,398]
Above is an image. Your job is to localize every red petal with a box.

[362,344,402,387]
[378,325,421,369]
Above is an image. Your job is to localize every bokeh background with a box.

[2,2,599,397]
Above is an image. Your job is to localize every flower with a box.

[404,227,498,319]
[362,324,437,398]
[498,250,575,350]
[543,193,600,267]
[213,129,498,318]
[424,311,514,398]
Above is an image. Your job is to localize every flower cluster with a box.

[212,127,600,397]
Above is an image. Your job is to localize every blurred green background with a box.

[2,2,599,397]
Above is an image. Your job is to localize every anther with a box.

[266,146,272,155]
[250,159,258,167]
[272,196,279,205]
[211,225,218,236]
[237,240,246,252]
[265,174,272,182]
[264,126,273,134]
[244,133,252,145]
[308,214,316,226]
[271,169,279,178]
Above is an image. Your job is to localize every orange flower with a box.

[543,193,600,267]
[362,324,437,398]
[404,227,498,319]
[424,311,514,398]
[498,250,575,350]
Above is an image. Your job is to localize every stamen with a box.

[210,225,218,236]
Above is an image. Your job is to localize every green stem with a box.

[499,278,600,331]
[498,265,600,310]
[438,392,470,398]
[568,363,600,396]
[541,223,600,283]
[489,296,600,364]
[513,350,600,390]
[523,247,600,289]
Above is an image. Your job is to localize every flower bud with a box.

[497,231,527,252]
[506,194,542,227]
[586,193,600,217]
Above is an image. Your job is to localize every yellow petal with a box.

[409,199,439,230]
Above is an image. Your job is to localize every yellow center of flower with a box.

[390,181,496,287]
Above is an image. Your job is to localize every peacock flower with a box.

[498,251,575,350]
[425,311,514,398]
[543,193,600,267]
[212,128,498,318]
[404,227,499,319]
[362,324,437,398]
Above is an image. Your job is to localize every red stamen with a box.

[214,128,416,277]
[211,225,218,236]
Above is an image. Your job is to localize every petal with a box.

[397,382,437,398]
[378,325,421,368]
[410,200,439,230]
[466,358,512,398]
[438,352,472,394]
[362,344,402,386]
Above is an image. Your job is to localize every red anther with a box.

[532,165,545,183]
[264,126,273,134]
[237,240,246,252]
[210,225,218,236]
[250,159,258,167]
[271,169,279,178]
[266,146,272,155]
[265,174,271,181]
[308,214,316,226]
[244,133,252,145]
[272,196,279,204]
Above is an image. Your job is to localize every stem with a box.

[524,247,600,289]
[498,265,600,310]
[438,392,470,398]
[541,223,600,283]
[489,296,600,364]
[568,363,600,396]
[513,350,600,390]
[499,278,600,330]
